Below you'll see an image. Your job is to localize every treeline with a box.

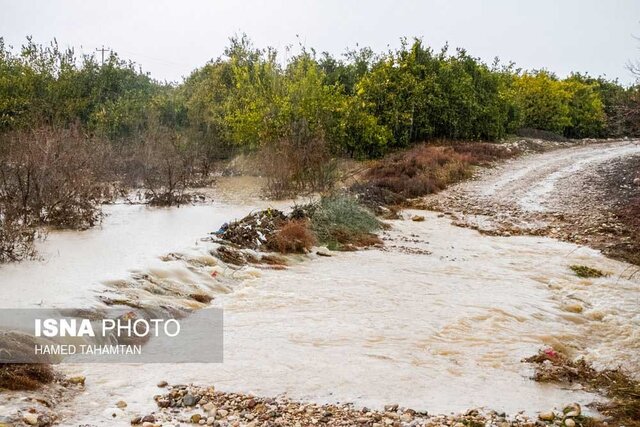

[1,35,639,260]
[2,36,639,156]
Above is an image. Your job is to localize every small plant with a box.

[570,264,608,278]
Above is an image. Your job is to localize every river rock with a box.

[68,375,86,386]
[538,411,555,421]
[383,404,398,412]
[23,414,39,425]
[157,380,168,388]
[116,400,127,409]
[206,417,215,425]
[316,247,332,257]
[563,403,581,417]
[141,415,155,423]
[564,419,576,427]
[190,414,202,423]
[183,394,198,406]
[217,409,228,417]
[633,177,640,185]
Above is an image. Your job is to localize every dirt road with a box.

[426,139,640,265]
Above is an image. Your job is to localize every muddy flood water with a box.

[0,177,638,425]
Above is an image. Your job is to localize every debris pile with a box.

[219,209,287,250]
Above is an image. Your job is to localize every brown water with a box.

[0,178,638,425]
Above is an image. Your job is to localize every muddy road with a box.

[427,139,640,265]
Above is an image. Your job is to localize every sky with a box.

[1,0,639,84]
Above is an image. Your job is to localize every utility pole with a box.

[96,45,110,65]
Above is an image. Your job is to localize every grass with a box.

[524,348,640,426]
[0,363,54,390]
[570,264,608,278]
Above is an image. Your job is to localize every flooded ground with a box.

[0,150,639,425]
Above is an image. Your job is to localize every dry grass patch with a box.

[0,363,54,391]
[266,220,316,254]
[353,142,516,209]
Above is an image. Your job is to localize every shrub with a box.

[136,125,198,206]
[0,214,37,262]
[309,194,381,250]
[261,126,338,199]
[266,219,316,253]
[0,124,110,229]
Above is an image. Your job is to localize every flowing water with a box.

[0,176,638,425]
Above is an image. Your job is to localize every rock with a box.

[116,400,128,409]
[400,413,413,422]
[563,403,581,417]
[315,247,332,257]
[141,415,156,423]
[68,375,86,386]
[217,409,228,417]
[183,394,199,406]
[633,177,640,185]
[411,215,425,222]
[206,417,215,425]
[561,303,583,314]
[156,398,171,408]
[538,411,555,421]
[564,419,576,427]
[130,416,142,424]
[190,414,202,423]
[203,402,216,412]
[23,414,39,425]
[142,423,156,427]
[157,381,168,388]
[383,404,398,412]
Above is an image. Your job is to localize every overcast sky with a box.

[1,0,639,84]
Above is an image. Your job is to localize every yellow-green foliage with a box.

[510,71,606,138]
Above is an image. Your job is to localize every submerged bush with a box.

[0,214,37,262]
[569,264,608,278]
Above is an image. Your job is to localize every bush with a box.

[0,215,37,262]
[136,127,197,206]
[309,194,381,250]
[0,124,110,229]
[266,219,316,253]
[261,124,338,198]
